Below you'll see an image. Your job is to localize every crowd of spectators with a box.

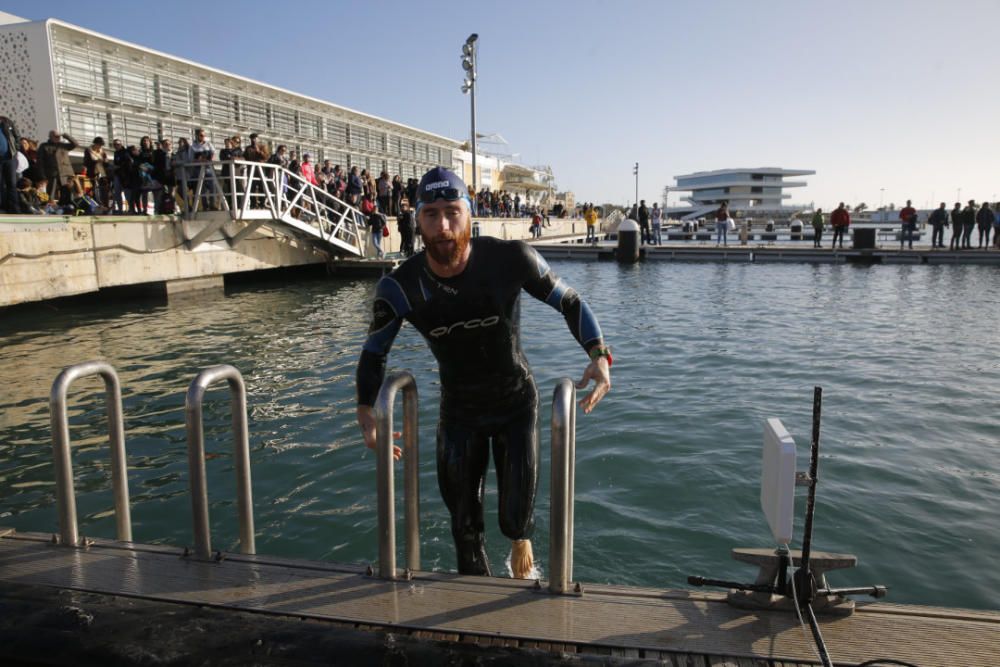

[0,115,554,229]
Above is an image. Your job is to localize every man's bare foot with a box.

[511,539,534,579]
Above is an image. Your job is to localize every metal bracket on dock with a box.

[49,360,132,547]
[726,548,857,616]
[374,371,420,580]
[185,365,255,561]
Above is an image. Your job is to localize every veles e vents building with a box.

[669,167,815,221]
[0,13,459,179]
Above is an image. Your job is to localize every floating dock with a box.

[1,529,997,666]
[531,240,1000,265]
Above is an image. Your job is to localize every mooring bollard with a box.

[616,219,640,263]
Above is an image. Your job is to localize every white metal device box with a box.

[761,418,797,545]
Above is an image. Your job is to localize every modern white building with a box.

[667,167,815,220]
[0,14,459,180]
[0,13,568,209]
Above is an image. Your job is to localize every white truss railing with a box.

[176,160,368,257]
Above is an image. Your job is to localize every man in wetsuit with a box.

[356,167,612,578]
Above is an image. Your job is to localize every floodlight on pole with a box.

[461,34,479,209]
[633,162,639,210]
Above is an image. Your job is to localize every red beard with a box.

[425,223,471,267]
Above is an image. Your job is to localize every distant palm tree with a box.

[853,202,867,213]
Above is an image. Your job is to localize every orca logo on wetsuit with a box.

[429,316,500,338]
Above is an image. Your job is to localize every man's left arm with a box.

[519,243,611,413]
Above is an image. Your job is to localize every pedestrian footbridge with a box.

[177,160,368,258]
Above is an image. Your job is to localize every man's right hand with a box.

[357,405,401,460]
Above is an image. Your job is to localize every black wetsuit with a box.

[356,237,603,575]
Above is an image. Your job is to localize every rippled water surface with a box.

[1,260,998,611]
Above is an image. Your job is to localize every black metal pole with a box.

[800,386,822,573]
[804,601,834,667]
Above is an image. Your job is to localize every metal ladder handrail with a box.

[48,360,132,547]
[184,364,255,560]
[549,378,577,593]
[374,371,420,579]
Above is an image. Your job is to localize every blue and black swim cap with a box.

[416,166,471,215]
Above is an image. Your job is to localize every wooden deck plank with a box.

[0,532,997,666]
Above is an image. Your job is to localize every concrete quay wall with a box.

[1,215,588,308]
[1,216,326,308]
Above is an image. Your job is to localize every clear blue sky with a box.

[9,0,1000,209]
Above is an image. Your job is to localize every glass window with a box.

[350,125,368,149]
[157,76,191,115]
[205,90,235,123]
[300,113,320,138]
[63,106,106,142]
[326,120,347,146]
[106,65,152,106]
[120,113,158,147]
[54,50,101,96]
[158,119,191,144]
[240,97,268,132]
[271,105,296,135]
[324,149,347,168]
[401,139,414,159]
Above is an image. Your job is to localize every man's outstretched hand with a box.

[357,405,401,460]
[576,356,611,414]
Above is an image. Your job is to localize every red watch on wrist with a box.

[589,345,613,367]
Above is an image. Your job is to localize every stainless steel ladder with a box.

[374,374,579,594]
[48,361,255,560]
[49,360,132,547]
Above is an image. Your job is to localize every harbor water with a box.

[1,260,998,611]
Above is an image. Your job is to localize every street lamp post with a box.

[461,34,479,210]
[633,162,638,212]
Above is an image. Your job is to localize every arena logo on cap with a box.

[424,180,451,191]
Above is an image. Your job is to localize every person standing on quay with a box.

[994,203,1000,250]
[638,200,651,245]
[831,202,850,249]
[367,204,386,259]
[950,202,963,250]
[975,200,994,249]
[651,202,663,245]
[714,201,730,246]
[38,130,78,203]
[961,200,977,249]
[899,199,917,250]
[396,199,415,257]
[0,115,22,214]
[584,203,599,244]
[811,208,824,248]
[928,202,948,249]
[355,167,610,579]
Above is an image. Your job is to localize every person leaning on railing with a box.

[152,138,175,214]
[38,130,79,204]
[172,137,194,213]
[191,128,217,210]
[83,137,109,210]
[242,133,265,209]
